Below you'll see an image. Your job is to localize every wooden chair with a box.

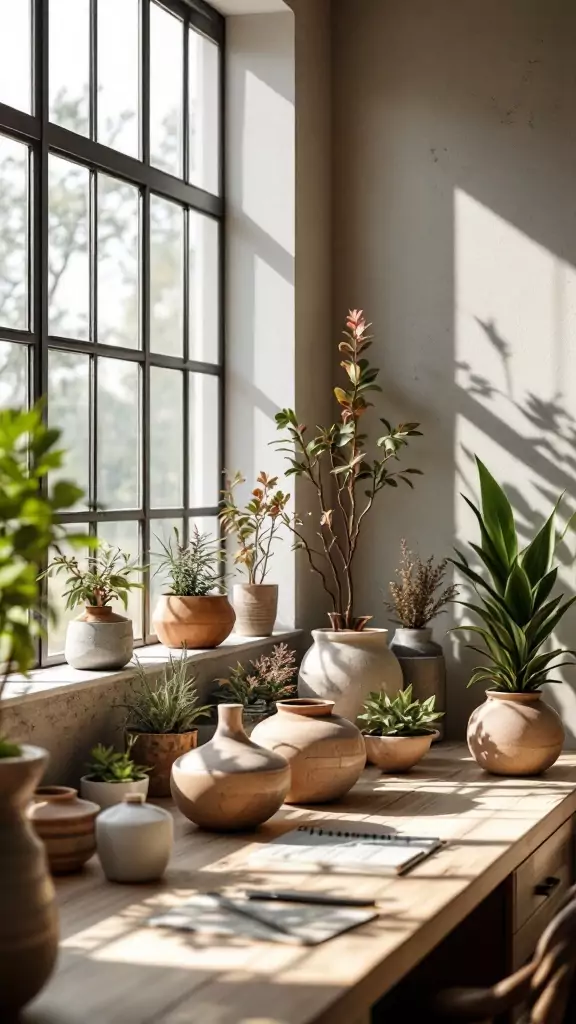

[433,885,576,1024]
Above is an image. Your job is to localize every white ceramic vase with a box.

[65,606,133,671]
[96,794,174,883]
[298,628,403,723]
[80,775,149,809]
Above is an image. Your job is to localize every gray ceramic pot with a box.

[389,627,446,740]
[65,607,133,671]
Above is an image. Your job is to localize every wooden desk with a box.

[26,744,576,1024]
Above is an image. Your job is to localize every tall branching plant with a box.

[220,471,289,584]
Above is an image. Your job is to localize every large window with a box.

[0,0,224,663]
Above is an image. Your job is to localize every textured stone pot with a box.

[65,605,133,671]
[233,582,278,637]
[28,786,99,874]
[364,730,439,773]
[152,594,235,649]
[96,794,174,883]
[252,698,366,804]
[298,628,403,723]
[390,627,446,740]
[130,731,198,798]
[171,703,290,831]
[80,775,149,809]
[467,690,565,776]
[0,746,59,1018]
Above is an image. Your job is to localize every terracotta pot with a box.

[233,583,278,637]
[389,627,446,741]
[364,731,439,772]
[152,594,235,649]
[96,794,174,883]
[0,746,59,1018]
[80,775,149,809]
[65,605,133,670]
[28,786,99,874]
[171,704,290,831]
[130,731,198,797]
[252,698,366,803]
[467,690,565,776]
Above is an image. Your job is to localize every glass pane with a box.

[47,528,89,656]
[150,195,184,357]
[97,174,139,348]
[49,155,90,340]
[97,520,143,640]
[98,358,140,509]
[150,2,183,176]
[190,373,219,507]
[48,349,90,508]
[0,135,28,331]
[150,367,183,508]
[97,0,139,157]
[188,29,220,194]
[150,517,183,622]
[49,0,90,137]
[189,515,219,543]
[189,211,219,363]
[0,0,31,113]
[0,340,28,408]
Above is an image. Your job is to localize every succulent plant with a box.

[359,686,444,737]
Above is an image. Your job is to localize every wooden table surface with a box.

[26,743,576,1024]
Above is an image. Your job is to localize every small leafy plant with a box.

[154,526,224,597]
[125,654,212,734]
[220,471,289,583]
[217,643,297,717]
[84,737,150,783]
[359,686,444,737]
[41,542,144,610]
[386,540,458,629]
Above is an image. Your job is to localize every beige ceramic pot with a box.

[171,704,290,831]
[364,731,439,773]
[28,785,99,874]
[152,594,235,649]
[65,604,133,671]
[467,690,564,776]
[0,746,59,1018]
[131,731,198,798]
[252,698,366,803]
[233,583,278,637]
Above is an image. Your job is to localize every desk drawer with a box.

[513,818,573,937]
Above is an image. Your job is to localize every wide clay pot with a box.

[233,583,278,637]
[65,605,133,671]
[130,731,198,798]
[28,785,99,874]
[467,690,565,776]
[152,594,235,649]
[298,628,403,723]
[171,703,290,831]
[80,775,149,809]
[364,730,439,773]
[390,627,446,741]
[252,698,366,803]
[96,794,174,883]
[0,745,59,1018]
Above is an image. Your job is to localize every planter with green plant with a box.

[216,642,297,729]
[80,738,151,809]
[152,527,235,649]
[452,458,575,776]
[220,471,289,637]
[359,686,444,772]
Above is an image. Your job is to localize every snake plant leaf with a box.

[448,556,508,608]
[529,595,576,651]
[532,567,558,613]
[468,542,507,595]
[456,600,514,649]
[520,503,559,587]
[504,562,533,626]
[524,594,563,648]
[462,495,508,592]
[476,457,518,568]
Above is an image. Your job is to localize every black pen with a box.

[243,889,376,908]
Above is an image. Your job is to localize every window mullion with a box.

[90,0,98,142]
[142,0,150,165]
[142,185,151,641]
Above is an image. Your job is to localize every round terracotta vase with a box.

[152,594,235,649]
[28,786,99,874]
[65,605,133,671]
[130,731,198,797]
[171,704,290,831]
[251,698,366,804]
[364,731,439,773]
[467,690,565,776]
[233,583,278,637]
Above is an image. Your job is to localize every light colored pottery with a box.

[298,628,403,723]
[467,690,565,776]
[364,730,439,772]
[171,703,290,831]
[80,775,149,809]
[65,605,133,671]
[233,582,278,637]
[390,627,446,741]
[28,786,99,874]
[96,794,174,883]
[130,731,198,798]
[152,594,235,649]
[0,745,59,1018]
[251,698,366,803]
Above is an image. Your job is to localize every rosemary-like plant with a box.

[220,471,289,583]
[154,526,224,597]
[386,540,458,629]
[40,542,145,610]
[359,686,444,737]
[84,736,150,783]
[125,654,212,734]
[217,643,297,716]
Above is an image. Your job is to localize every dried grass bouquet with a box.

[386,540,458,629]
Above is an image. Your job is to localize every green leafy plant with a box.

[275,309,422,631]
[217,643,297,717]
[386,540,458,629]
[359,686,444,736]
[84,736,150,783]
[154,526,224,597]
[451,458,576,692]
[124,653,212,734]
[220,471,290,583]
[40,542,145,610]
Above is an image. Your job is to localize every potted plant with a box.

[220,471,290,636]
[152,526,235,649]
[275,308,422,720]
[41,542,145,671]
[359,686,444,773]
[80,738,150,809]
[216,642,297,729]
[123,653,212,797]
[386,540,458,739]
[452,458,575,777]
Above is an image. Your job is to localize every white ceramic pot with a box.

[298,628,403,723]
[96,794,174,883]
[65,606,133,671]
[80,775,149,810]
[364,731,439,772]
[233,583,278,637]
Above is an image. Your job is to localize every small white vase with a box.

[96,794,174,883]
[65,606,133,671]
[298,628,403,723]
[80,775,149,810]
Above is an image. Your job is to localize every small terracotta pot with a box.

[363,731,438,773]
[28,786,99,874]
[152,594,235,649]
[130,731,198,798]
[233,583,278,637]
[467,690,564,776]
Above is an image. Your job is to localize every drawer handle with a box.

[534,876,561,898]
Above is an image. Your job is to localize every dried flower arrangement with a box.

[217,643,297,718]
[386,540,458,629]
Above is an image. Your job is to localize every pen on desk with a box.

[243,890,377,908]
[205,892,306,944]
